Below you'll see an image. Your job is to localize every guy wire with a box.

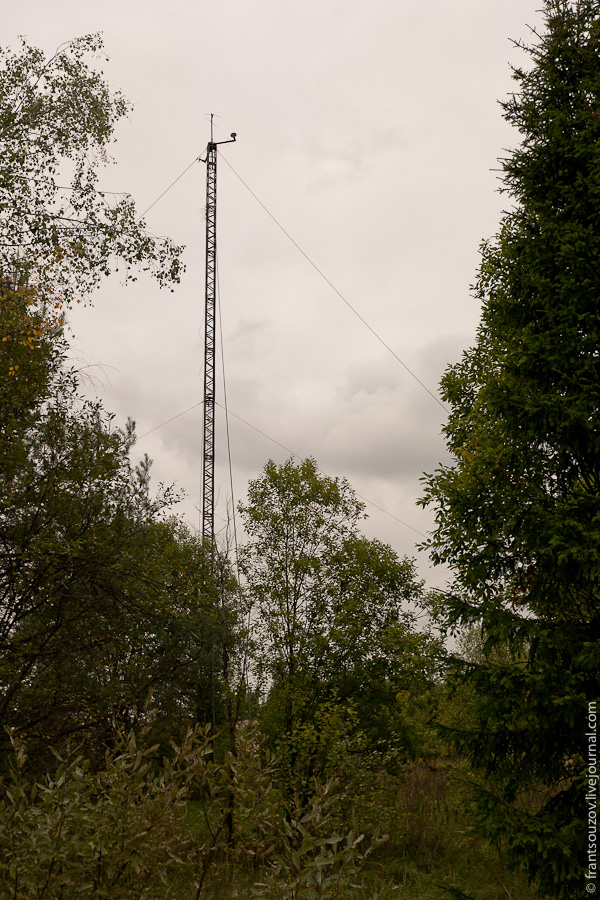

[217,150,447,413]
[216,250,240,574]
[216,250,253,723]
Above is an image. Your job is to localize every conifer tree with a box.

[421,2,600,895]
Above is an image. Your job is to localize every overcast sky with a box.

[7,1,544,587]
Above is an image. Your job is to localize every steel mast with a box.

[200,116,236,544]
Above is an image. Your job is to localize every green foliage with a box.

[0,289,236,772]
[262,694,366,804]
[251,778,387,900]
[240,458,439,796]
[0,34,183,309]
[0,722,215,899]
[239,457,366,690]
[421,2,600,896]
[0,721,387,900]
[0,299,215,760]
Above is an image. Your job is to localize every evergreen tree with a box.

[421,2,600,896]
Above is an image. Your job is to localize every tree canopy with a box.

[240,458,439,792]
[421,2,600,896]
[0,34,182,312]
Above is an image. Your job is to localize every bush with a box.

[0,723,214,899]
[0,720,385,900]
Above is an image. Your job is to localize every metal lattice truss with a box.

[202,141,217,544]
[201,124,236,544]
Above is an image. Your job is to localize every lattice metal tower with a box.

[200,117,236,544]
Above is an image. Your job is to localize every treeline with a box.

[2,3,600,897]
